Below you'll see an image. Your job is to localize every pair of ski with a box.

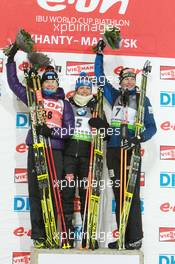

[81,86,104,250]
[24,69,70,249]
[118,61,151,249]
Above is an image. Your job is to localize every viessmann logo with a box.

[160,146,175,160]
[12,252,31,264]
[160,66,175,80]
[159,227,175,242]
[37,0,129,14]
[66,61,94,76]
[14,168,28,183]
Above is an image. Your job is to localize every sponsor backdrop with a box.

[0,1,175,264]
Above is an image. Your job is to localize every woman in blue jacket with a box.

[95,42,157,250]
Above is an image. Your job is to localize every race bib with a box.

[74,116,91,134]
[43,99,64,128]
[111,106,137,126]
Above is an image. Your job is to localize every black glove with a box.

[122,136,142,150]
[88,117,109,129]
[95,40,106,54]
[36,124,52,137]
[7,42,19,63]
[87,96,98,110]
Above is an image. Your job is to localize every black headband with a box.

[119,72,136,83]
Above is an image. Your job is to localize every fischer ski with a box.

[118,61,152,249]
[86,86,104,250]
[24,69,59,248]
[119,88,129,250]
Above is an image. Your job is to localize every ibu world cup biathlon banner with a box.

[0,1,175,264]
[0,0,175,57]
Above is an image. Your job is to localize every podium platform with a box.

[31,248,144,264]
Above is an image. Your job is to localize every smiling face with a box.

[120,76,136,90]
[42,79,58,91]
[76,85,92,96]
[120,68,136,90]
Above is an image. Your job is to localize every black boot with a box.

[63,214,75,249]
[108,240,119,249]
[125,239,142,250]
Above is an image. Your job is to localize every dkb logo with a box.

[159,255,175,264]
[14,195,30,212]
[160,172,175,188]
[16,112,30,128]
[160,92,175,107]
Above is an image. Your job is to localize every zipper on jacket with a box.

[75,139,79,158]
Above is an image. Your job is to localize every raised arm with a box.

[95,53,119,106]
[6,44,28,105]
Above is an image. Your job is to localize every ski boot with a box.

[125,239,142,250]
[108,240,119,249]
[33,238,46,249]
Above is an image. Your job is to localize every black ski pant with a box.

[62,155,89,218]
[106,147,143,243]
[27,146,63,240]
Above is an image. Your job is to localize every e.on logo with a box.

[160,202,175,213]
[114,66,142,75]
[37,0,129,14]
[13,227,31,237]
[160,121,175,131]
[16,143,29,153]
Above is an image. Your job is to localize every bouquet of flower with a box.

[3,28,35,56]
[103,26,121,49]
[27,52,52,70]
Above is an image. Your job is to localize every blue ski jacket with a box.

[95,54,157,148]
